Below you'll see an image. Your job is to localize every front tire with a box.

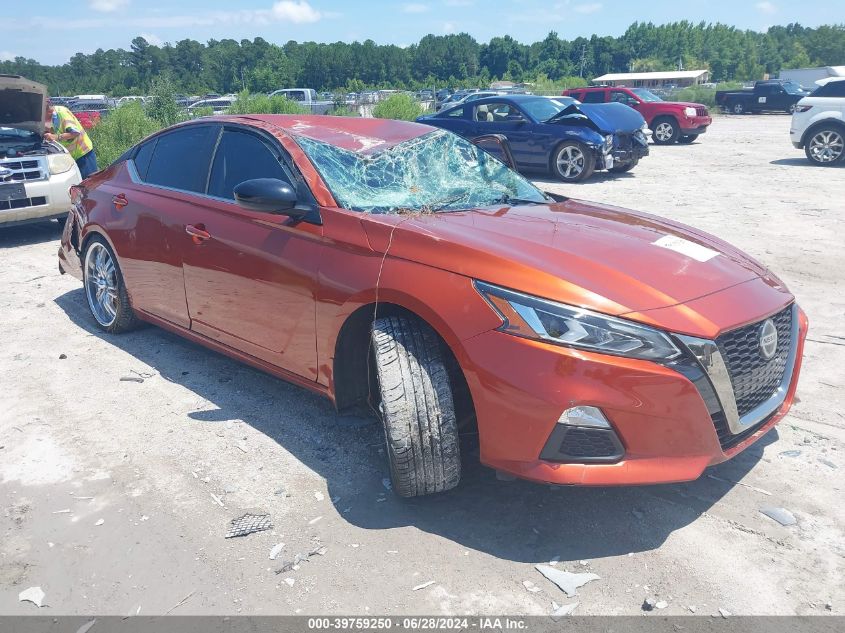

[730,101,745,115]
[83,237,139,333]
[678,134,699,144]
[371,315,461,497]
[551,141,595,182]
[651,117,679,144]
[804,126,845,166]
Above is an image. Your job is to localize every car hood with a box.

[363,199,783,318]
[0,75,47,135]
[660,101,706,110]
[563,102,645,132]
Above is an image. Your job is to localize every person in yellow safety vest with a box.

[43,103,98,178]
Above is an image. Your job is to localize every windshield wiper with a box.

[427,192,471,212]
[491,193,547,206]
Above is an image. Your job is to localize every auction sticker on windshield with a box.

[652,234,720,262]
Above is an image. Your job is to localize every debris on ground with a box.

[274,545,327,574]
[314,491,325,501]
[308,516,323,525]
[164,590,195,614]
[535,565,600,597]
[18,586,46,608]
[413,580,435,591]
[119,376,144,383]
[818,458,837,469]
[760,506,797,526]
[642,597,656,611]
[225,513,272,538]
[719,608,731,618]
[550,601,579,620]
[688,605,697,613]
[76,620,97,633]
[522,580,541,593]
[656,600,668,609]
[94,518,104,526]
[548,556,560,566]
[52,509,71,514]
[210,493,225,508]
[382,477,392,491]
[779,450,802,458]
[235,442,249,453]
[283,577,296,587]
[59,353,67,360]
[269,543,285,560]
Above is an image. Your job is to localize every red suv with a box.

[564,86,712,145]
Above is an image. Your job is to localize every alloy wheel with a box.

[809,130,844,164]
[84,242,119,327]
[556,146,585,179]
[654,122,674,142]
[733,103,744,114]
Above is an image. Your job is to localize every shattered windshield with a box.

[518,97,578,121]
[295,129,548,213]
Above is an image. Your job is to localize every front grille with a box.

[0,196,47,211]
[0,157,47,182]
[696,106,708,117]
[716,306,793,418]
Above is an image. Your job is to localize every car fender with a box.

[800,110,845,145]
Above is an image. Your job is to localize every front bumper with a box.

[0,168,81,227]
[460,303,807,486]
[680,115,712,134]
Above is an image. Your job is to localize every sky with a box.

[3,0,844,65]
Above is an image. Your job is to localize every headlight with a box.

[475,281,682,361]
[684,107,697,117]
[47,153,75,175]
[604,135,613,152]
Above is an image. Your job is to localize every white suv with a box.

[1,75,82,227]
[790,77,845,166]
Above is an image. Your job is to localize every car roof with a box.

[207,114,434,155]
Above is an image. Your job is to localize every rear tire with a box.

[82,236,140,333]
[730,101,745,115]
[804,125,845,166]
[678,134,699,144]
[551,141,595,182]
[371,315,461,497]
[651,117,679,144]
[609,157,638,173]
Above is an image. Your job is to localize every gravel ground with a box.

[1,114,842,617]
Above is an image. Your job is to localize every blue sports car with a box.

[417,94,650,182]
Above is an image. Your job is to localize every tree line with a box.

[2,21,843,96]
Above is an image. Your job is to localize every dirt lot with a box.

[1,114,843,618]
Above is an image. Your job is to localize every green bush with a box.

[668,82,743,108]
[329,105,359,117]
[372,93,424,121]
[89,102,161,167]
[146,74,181,128]
[228,91,308,115]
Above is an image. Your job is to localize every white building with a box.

[591,70,710,88]
[778,66,845,90]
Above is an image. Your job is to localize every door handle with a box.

[185,223,211,244]
[112,194,128,209]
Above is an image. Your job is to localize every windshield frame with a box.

[293,129,549,214]
[629,88,663,102]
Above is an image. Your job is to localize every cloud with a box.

[443,0,474,5]
[0,51,17,61]
[573,2,602,13]
[755,1,777,13]
[403,3,429,13]
[270,1,322,23]
[140,33,163,46]
[443,21,457,33]
[88,0,129,11]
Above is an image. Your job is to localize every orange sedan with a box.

[59,115,807,496]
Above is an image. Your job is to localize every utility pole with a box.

[578,44,588,78]
[678,55,684,71]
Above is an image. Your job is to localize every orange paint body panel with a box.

[58,115,808,489]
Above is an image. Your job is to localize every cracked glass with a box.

[294,129,548,214]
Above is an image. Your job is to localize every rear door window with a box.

[207,128,293,201]
[144,125,219,193]
[581,91,606,103]
[132,139,156,180]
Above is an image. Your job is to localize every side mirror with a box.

[234,178,300,216]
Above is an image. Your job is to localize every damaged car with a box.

[60,115,806,497]
[1,75,82,227]
[416,94,650,182]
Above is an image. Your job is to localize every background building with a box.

[591,70,710,88]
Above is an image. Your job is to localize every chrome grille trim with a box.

[0,156,48,182]
[676,303,798,436]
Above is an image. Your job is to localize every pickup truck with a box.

[563,85,711,144]
[715,80,809,115]
[268,88,333,114]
